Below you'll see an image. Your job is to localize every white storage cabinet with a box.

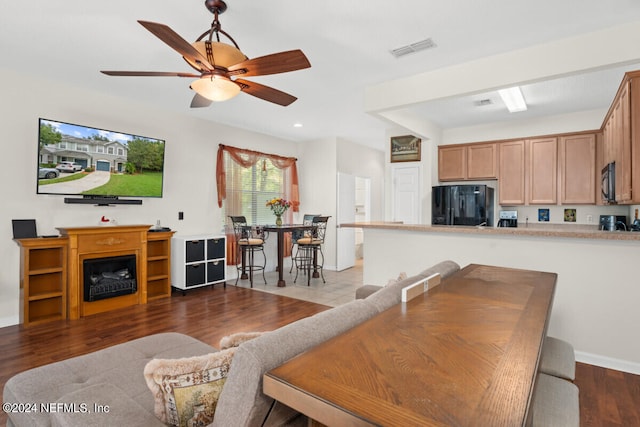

[172,234,226,291]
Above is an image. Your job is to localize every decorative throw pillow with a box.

[219,331,266,350]
[144,348,236,427]
[385,271,407,287]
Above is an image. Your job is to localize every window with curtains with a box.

[221,153,291,225]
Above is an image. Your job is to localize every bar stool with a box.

[289,214,320,273]
[293,216,330,285]
[229,216,267,287]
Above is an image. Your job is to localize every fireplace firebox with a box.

[83,255,137,302]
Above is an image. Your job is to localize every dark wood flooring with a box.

[1,286,638,426]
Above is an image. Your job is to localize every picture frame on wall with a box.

[390,135,421,163]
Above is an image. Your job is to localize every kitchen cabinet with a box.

[438,143,497,181]
[603,80,632,202]
[498,140,526,205]
[559,134,596,204]
[601,70,640,204]
[438,145,466,181]
[528,137,558,205]
[15,237,68,326]
[467,143,498,179]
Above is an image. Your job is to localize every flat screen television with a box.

[37,118,165,204]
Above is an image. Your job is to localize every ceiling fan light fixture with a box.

[191,75,241,101]
[185,41,247,71]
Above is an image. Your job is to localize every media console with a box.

[64,196,143,206]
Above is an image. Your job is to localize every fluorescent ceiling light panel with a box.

[498,86,527,112]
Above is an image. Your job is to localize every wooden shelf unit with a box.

[146,231,175,300]
[15,237,68,327]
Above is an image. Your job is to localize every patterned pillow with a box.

[144,348,236,427]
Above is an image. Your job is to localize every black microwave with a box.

[601,162,616,204]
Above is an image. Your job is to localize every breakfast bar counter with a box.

[340,221,640,241]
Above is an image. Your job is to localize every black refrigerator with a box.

[432,185,495,226]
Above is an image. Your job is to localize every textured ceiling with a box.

[3,1,640,149]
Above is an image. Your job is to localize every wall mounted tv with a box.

[37,118,165,205]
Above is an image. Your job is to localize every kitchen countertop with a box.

[340,221,640,241]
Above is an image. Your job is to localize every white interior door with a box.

[392,165,421,224]
[336,173,356,271]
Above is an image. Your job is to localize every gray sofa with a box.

[4,260,460,427]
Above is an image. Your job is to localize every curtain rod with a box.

[218,144,298,161]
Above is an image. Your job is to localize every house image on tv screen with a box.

[37,118,166,198]
[40,134,129,173]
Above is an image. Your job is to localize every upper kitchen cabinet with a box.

[438,143,498,181]
[498,140,526,205]
[602,74,634,203]
[527,137,558,205]
[438,145,466,181]
[559,133,596,204]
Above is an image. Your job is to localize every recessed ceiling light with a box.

[498,86,527,112]
[293,123,303,128]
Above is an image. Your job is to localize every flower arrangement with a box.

[266,197,292,216]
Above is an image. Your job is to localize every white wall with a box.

[297,138,338,269]
[0,67,300,327]
[336,138,385,221]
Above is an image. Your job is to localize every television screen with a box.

[37,118,165,198]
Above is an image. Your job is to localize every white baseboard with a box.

[0,314,19,328]
[576,351,640,375]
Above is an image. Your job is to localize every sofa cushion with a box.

[50,383,165,427]
[144,348,236,427]
[212,298,379,427]
[3,333,216,427]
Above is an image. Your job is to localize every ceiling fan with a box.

[101,0,311,107]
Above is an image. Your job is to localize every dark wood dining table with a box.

[263,263,557,425]
[262,224,313,287]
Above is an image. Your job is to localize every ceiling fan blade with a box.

[228,50,311,77]
[235,78,297,106]
[101,71,200,77]
[190,93,213,108]
[137,20,214,71]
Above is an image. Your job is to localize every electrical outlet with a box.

[587,214,593,223]
[178,211,184,220]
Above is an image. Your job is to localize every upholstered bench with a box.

[530,373,580,427]
[539,336,576,381]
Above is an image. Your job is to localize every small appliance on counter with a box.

[599,215,627,231]
[497,210,518,227]
[630,219,640,232]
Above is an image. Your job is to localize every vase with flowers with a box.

[266,197,291,226]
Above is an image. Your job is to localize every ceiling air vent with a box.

[390,38,437,58]
[474,99,493,107]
